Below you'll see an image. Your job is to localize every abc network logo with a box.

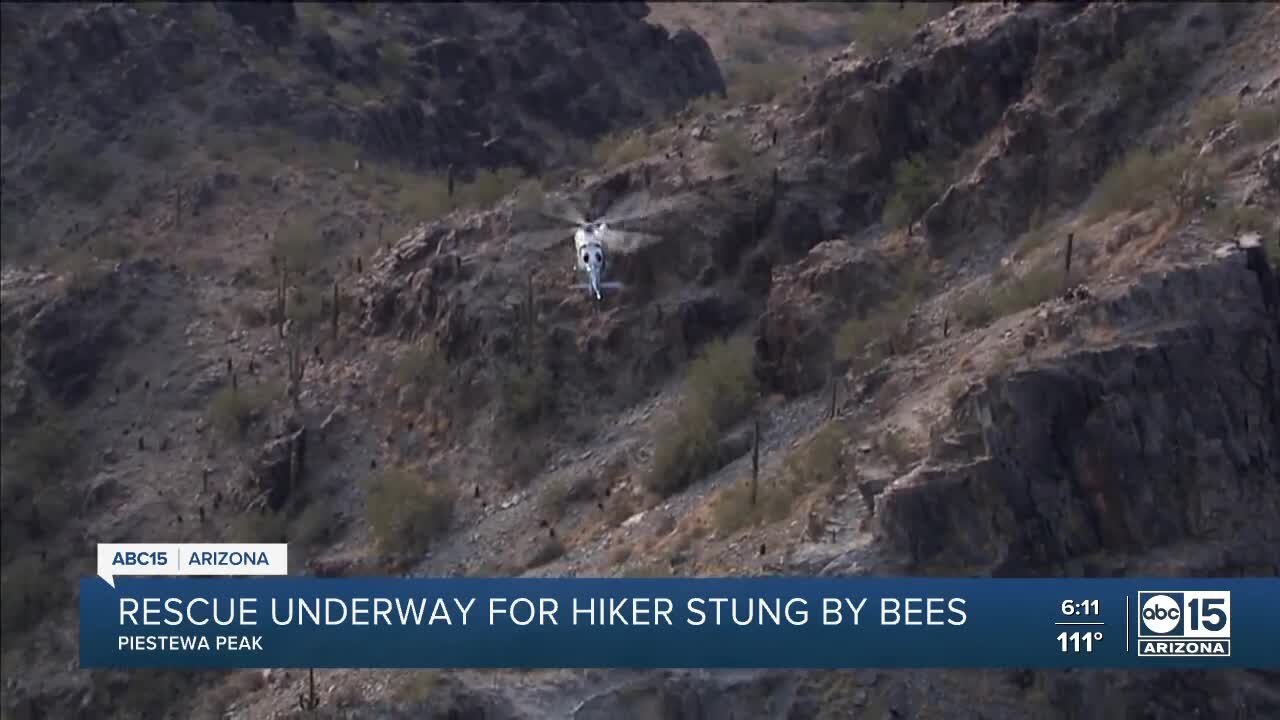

[1137,591,1231,657]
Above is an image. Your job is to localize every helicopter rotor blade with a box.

[599,228,663,254]
[539,195,588,227]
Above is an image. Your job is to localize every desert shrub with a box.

[713,423,844,535]
[288,501,334,550]
[47,149,116,203]
[1237,102,1280,144]
[619,562,673,578]
[392,340,447,401]
[686,335,759,428]
[1189,96,1236,139]
[500,363,553,429]
[835,294,915,370]
[136,127,177,162]
[783,422,845,489]
[646,336,758,496]
[458,167,525,209]
[207,385,272,441]
[272,214,324,276]
[390,173,451,221]
[229,508,289,544]
[394,670,444,705]
[727,36,768,65]
[763,15,812,48]
[1088,144,1219,221]
[1012,212,1055,259]
[523,536,565,569]
[381,41,411,76]
[1206,204,1271,237]
[850,3,939,56]
[366,468,456,554]
[1,416,76,516]
[955,263,1061,330]
[880,428,914,470]
[727,61,800,105]
[1103,39,1176,107]
[0,555,65,638]
[712,129,756,173]
[538,477,575,521]
[882,153,943,228]
[190,3,220,34]
[285,283,327,333]
[646,402,720,498]
[713,478,785,535]
[592,131,651,168]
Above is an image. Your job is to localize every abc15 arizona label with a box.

[1136,590,1231,657]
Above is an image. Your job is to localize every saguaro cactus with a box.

[331,281,340,343]
[298,668,320,711]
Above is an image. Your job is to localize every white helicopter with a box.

[528,191,666,301]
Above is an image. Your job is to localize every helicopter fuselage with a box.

[573,224,608,299]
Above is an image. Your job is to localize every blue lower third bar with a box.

[79,577,1279,669]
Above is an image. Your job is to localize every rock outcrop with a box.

[875,251,1280,574]
[756,240,898,395]
[3,260,168,407]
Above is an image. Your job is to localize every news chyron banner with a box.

[82,544,1279,669]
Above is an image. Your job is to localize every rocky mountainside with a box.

[2,2,1280,719]
[1,2,722,176]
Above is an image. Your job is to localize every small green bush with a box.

[47,149,116,203]
[955,263,1061,330]
[646,336,758,497]
[1189,96,1236,139]
[366,469,456,554]
[882,154,943,229]
[1103,39,1171,106]
[1237,103,1280,143]
[458,167,526,209]
[835,294,915,370]
[1088,144,1217,221]
[850,3,939,56]
[2,416,77,509]
[500,363,553,429]
[713,422,845,535]
[712,129,756,173]
[207,386,271,441]
[0,555,64,638]
[393,341,447,402]
[727,61,800,105]
[880,428,913,470]
[136,127,177,162]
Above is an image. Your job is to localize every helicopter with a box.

[524,190,667,301]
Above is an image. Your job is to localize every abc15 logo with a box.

[1137,591,1231,639]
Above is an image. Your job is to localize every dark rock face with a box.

[14,260,165,406]
[2,3,721,178]
[251,425,307,512]
[803,2,1226,255]
[318,3,725,175]
[874,253,1280,574]
[921,3,1229,256]
[757,242,897,396]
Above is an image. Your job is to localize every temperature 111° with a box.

[1058,631,1102,653]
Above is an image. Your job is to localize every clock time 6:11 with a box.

[1060,600,1100,616]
